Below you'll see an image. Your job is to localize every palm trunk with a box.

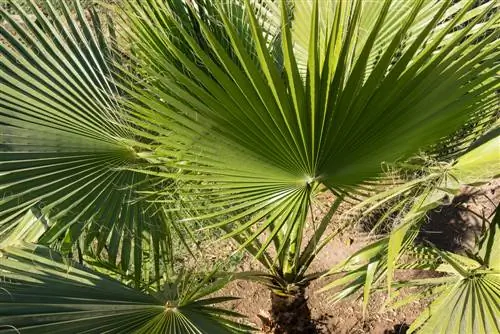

[270,288,317,334]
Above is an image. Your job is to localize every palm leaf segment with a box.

[352,220,500,334]
[0,0,184,283]
[0,243,251,334]
[126,0,499,271]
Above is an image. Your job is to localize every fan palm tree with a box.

[1,0,498,333]
[120,0,498,328]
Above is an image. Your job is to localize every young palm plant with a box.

[1,0,499,333]
[119,0,498,330]
[399,214,499,334]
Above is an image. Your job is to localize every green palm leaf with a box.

[410,273,500,333]
[0,243,252,333]
[124,0,499,272]
[0,0,188,284]
[400,244,500,334]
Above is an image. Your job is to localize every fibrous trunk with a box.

[270,288,316,334]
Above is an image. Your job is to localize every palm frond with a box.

[0,0,190,285]
[122,0,499,267]
[400,245,500,334]
[0,243,252,334]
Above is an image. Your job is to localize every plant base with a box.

[269,289,317,334]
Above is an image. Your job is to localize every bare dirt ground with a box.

[216,180,499,333]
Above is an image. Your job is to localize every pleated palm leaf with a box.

[0,0,193,286]
[0,242,252,334]
[392,211,500,333]
[123,0,499,286]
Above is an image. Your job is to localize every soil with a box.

[417,181,499,253]
[216,180,499,333]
